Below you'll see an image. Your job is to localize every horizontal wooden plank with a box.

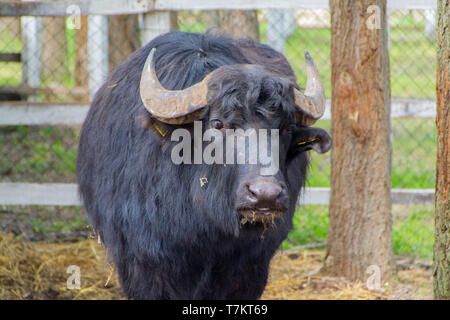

[388,0,437,9]
[153,0,436,10]
[0,0,149,16]
[390,188,435,205]
[299,187,330,205]
[0,183,435,206]
[0,99,435,125]
[0,53,21,62]
[0,183,80,206]
[320,98,436,120]
[0,85,89,97]
[0,0,436,16]
[300,188,435,205]
[0,103,88,125]
[390,99,436,118]
[152,0,331,10]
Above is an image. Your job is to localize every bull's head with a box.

[140,49,325,126]
[139,48,331,228]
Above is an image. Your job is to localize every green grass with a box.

[30,213,85,235]
[0,205,89,241]
[0,29,22,86]
[179,13,437,189]
[0,13,436,260]
[0,126,78,183]
[306,118,436,189]
[283,205,329,248]
[0,119,436,188]
[0,62,21,86]
[0,23,77,92]
[0,13,436,98]
[283,204,434,260]
[262,15,436,99]
[283,27,435,99]
[392,206,434,259]
[178,12,209,34]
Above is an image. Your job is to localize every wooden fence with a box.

[0,0,437,206]
[0,0,437,15]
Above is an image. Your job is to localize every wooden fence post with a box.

[21,15,41,101]
[433,0,449,300]
[142,11,176,45]
[328,0,394,282]
[87,15,108,100]
[267,9,295,54]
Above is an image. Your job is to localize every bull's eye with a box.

[211,119,224,130]
[282,124,295,135]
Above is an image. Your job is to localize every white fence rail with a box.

[0,0,437,207]
[0,103,88,125]
[0,98,437,126]
[0,183,80,206]
[0,183,435,206]
[0,0,437,16]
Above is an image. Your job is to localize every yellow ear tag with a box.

[297,137,318,146]
[153,123,167,137]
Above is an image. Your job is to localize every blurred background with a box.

[0,1,438,299]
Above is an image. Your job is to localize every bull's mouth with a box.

[238,207,284,225]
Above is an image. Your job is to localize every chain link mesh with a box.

[0,9,437,189]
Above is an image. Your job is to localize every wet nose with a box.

[246,180,284,208]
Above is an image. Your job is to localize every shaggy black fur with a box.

[77,31,329,299]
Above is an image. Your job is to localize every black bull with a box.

[77,31,332,299]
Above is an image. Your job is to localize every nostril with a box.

[246,181,283,205]
[276,188,285,201]
[247,184,258,198]
[272,187,283,201]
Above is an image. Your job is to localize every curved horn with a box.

[139,48,212,124]
[293,51,326,125]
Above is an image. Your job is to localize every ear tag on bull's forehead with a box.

[153,123,168,137]
[200,177,208,187]
[297,137,318,146]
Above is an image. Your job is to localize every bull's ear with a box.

[294,127,332,154]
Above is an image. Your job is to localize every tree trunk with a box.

[212,10,260,42]
[107,15,141,72]
[40,16,67,85]
[74,15,88,102]
[141,11,178,45]
[327,0,394,282]
[433,0,449,300]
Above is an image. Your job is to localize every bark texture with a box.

[434,0,449,300]
[327,0,394,281]
[211,10,260,42]
[74,15,88,102]
[107,14,141,72]
[40,16,67,84]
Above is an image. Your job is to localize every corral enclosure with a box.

[0,3,437,191]
[0,0,439,299]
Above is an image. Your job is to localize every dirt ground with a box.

[0,232,432,300]
[262,249,432,299]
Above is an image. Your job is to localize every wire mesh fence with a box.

[0,8,437,189]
